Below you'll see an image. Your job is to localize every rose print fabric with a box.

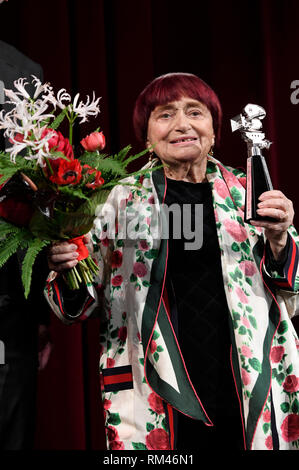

[45,156,299,450]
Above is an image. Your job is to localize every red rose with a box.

[110,440,125,450]
[270,346,285,364]
[118,326,127,343]
[50,158,82,185]
[265,435,273,450]
[238,176,247,189]
[214,179,228,199]
[81,131,105,152]
[107,358,115,368]
[145,428,170,450]
[111,250,123,269]
[223,219,248,242]
[147,392,164,415]
[42,129,74,174]
[150,340,157,354]
[242,316,250,328]
[241,368,251,386]
[139,240,149,251]
[9,132,25,143]
[103,399,112,410]
[133,262,147,278]
[111,275,123,287]
[263,410,271,423]
[239,260,257,277]
[281,414,299,442]
[106,425,119,442]
[236,287,248,304]
[241,345,252,358]
[84,165,105,189]
[100,236,109,247]
[283,375,299,393]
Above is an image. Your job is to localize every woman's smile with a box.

[169,135,199,145]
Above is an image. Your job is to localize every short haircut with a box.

[133,73,222,147]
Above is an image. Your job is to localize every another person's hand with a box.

[251,190,294,260]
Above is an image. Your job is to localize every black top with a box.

[165,178,243,449]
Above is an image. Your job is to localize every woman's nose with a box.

[174,111,191,132]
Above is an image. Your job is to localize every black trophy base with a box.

[244,154,274,224]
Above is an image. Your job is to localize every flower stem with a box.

[44,157,54,175]
[68,111,74,146]
[64,258,98,290]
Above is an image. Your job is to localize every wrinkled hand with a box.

[48,234,91,272]
[251,190,294,260]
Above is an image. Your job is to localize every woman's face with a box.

[146,96,215,167]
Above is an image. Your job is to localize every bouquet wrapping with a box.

[0,76,149,296]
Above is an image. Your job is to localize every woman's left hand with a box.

[250,190,294,260]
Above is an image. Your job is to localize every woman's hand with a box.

[251,190,294,260]
[48,242,79,272]
[48,235,91,272]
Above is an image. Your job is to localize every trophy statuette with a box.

[230,104,273,223]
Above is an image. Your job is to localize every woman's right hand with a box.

[48,242,79,272]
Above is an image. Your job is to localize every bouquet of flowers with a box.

[0,76,149,297]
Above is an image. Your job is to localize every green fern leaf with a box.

[48,109,67,130]
[79,152,126,177]
[21,239,50,298]
[114,145,131,162]
[122,147,150,168]
[58,185,90,201]
[0,220,23,241]
[0,230,31,268]
[0,168,20,184]
[0,153,37,183]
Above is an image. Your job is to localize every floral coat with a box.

[45,156,299,450]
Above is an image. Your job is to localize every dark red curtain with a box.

[1,0,299,450]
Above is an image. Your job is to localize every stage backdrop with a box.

[1,0,299,450]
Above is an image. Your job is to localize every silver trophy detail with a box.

[231,104,273,223]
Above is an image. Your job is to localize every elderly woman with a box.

[47,73,299,451]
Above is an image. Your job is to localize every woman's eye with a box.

[189,109,201,116]
[159,112,172,119]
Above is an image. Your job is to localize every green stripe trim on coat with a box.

[245,238,281,448]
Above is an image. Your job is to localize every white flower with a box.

[56,88,71,109]
[13,77,31,100]
[70,92,100,123]
[31,75,53,100]
[0,76,102,166]
[4,88,23,104]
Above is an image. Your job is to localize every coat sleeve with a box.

[262,226,299,318]
[43,234,110,325]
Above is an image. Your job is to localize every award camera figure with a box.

[231,104,273,223]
